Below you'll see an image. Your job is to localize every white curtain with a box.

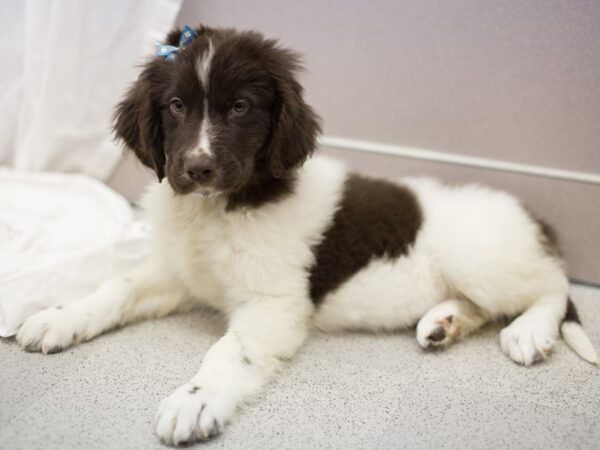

[0,0,183,179]
[0,0,184,337]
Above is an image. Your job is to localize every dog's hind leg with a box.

[500,293,597,365]
[16,262,192,354]
[416,298,488,349]
[499,292,567,365]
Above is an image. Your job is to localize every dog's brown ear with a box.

[113,61,168,181]
[266,48,321,178]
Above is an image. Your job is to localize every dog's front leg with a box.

[155,295,312,445]
[16,262,189,353]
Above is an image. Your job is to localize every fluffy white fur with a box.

[16,156,597,445]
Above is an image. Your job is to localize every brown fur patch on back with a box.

[308,174,422,304]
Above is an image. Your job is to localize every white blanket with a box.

[0,169,149,337]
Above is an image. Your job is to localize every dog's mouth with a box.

[169,158,253,198]
[174,173,238,199]
[193,186,219,197]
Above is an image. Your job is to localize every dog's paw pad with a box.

[156,384,231,446]
[417,315,459,348]
[427,326,447,342]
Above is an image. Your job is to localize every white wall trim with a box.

[319,135,600,186]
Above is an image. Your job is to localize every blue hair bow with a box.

[155,25,197,61]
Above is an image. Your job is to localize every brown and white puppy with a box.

[16,25,597,446]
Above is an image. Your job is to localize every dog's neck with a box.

[225,171,296,211]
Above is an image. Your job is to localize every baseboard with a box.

[319,135,600,186]
[570,278,600,290]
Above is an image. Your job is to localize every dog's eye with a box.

[169,98,185,114]
[231,99,249,115]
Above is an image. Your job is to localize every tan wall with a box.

[176,0,600,173]
[109,0,600,283]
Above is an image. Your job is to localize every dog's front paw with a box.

[16,305,85,354]
[156,383,234,446]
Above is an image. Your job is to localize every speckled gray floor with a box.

[1,284,599,450]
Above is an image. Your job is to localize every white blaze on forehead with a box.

[189,39,215,157]
[189,100,213,157]
[199,100,212,155]
[196,39,215,90]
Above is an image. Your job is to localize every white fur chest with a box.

[141,157,348,311]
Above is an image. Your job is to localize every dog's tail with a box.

[561,298,598,364]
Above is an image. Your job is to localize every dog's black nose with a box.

[184,154,215,183]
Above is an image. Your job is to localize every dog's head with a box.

[114,25,320,206]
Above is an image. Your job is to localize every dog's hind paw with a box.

[417,314,459,348]
[500,317,556,366]
[417,299,487,350]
